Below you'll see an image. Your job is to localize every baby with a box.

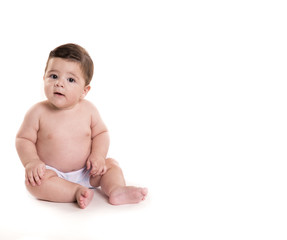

[16,43,148,209]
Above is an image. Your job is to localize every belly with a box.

[36,137,91,172]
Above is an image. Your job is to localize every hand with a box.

[86,155,107,177]
[25,160,46,186]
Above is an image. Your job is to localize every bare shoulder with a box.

[80,99,99,114]
[17,101,49,139]
[22,101,53,127]
[80,100,106,129]
[25,101,48,118]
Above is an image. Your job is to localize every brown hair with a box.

[45,43,94,86]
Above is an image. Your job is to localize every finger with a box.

[33,169,41,185]
[35,176,41,185]
[92,164,101,176]
[90,163,99,176]
[89,165,95,175]
[25,176,30,186]
[101,166,107,175]
[98,166,105,176]
[86,160,91,170]
[96,166,105,176]
[28,173,36,186]
[33,176,41,186]
[91,169,100,176]
[41,166,46,177]
[38,166,45,179]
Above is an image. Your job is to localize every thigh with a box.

[89,174,101,188]
[42,169,59,181]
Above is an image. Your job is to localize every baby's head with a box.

[45,43,94,86]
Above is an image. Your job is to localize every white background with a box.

[0,0,287,239]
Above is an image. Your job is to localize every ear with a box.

[81,85,91,99]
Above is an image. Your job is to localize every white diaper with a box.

[46,165,93,189]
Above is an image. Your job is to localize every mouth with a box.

[54,92,65,97]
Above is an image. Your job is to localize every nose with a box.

[54,78,64,88]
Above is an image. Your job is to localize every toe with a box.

[142,188,148,195]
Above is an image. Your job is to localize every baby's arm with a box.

[86,104,110,176]
[15,104,46,186]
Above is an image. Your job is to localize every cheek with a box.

[44,85,49,95]
[67,89,81,101]
[44,84,51,94]
[44,83,55,99]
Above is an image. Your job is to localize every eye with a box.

[67,78,75,83]
[50,74,58,79]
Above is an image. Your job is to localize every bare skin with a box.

[109,187,148,205]
[25,159,147,208]
[16,57,148,208]
[76,188,94,209]
[90,158,148,205]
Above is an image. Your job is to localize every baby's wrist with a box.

[24,158,43,167]
[89,153,105,161]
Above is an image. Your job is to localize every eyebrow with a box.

[47,69,59,73]
[67,72,79,79]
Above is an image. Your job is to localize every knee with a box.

[25,169,57,186]
[106,158,120,169]
[25,170,57,197]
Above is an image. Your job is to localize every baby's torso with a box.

[36,102,92,172]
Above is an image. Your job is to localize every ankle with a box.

[105,185,123,197]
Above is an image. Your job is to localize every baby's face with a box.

[44,58,90,109]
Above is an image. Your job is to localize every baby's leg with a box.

[90,158,148,205]
[26,170,94,209]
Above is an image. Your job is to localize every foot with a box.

[76,187,94,209]
[109,186,148,205]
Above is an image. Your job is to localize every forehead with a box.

[46,58,83,77]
